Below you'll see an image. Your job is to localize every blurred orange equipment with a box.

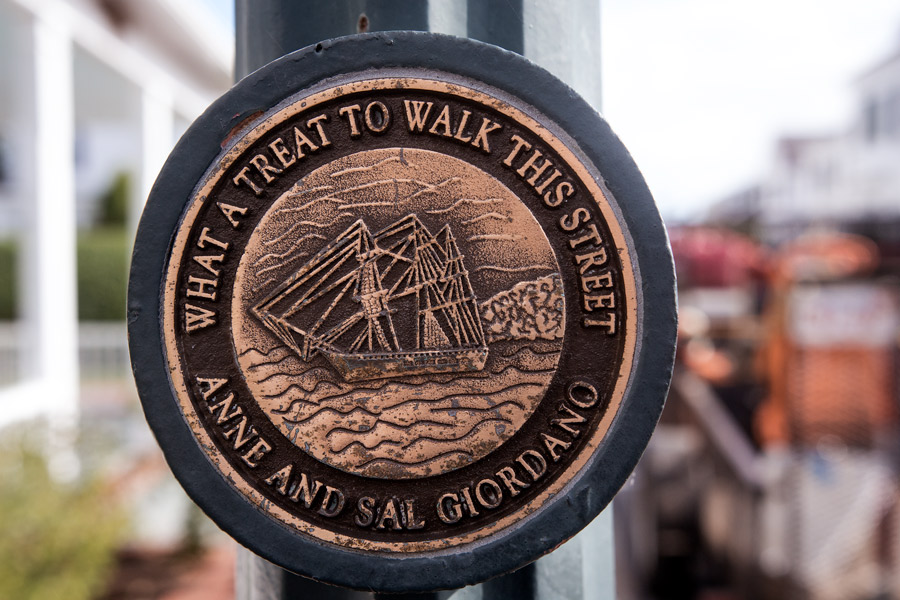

[757,282,898,447]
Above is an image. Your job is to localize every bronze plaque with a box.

[131,33,674,591]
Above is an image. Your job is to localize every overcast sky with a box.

[601,0,900,221]
[202,1,900,222]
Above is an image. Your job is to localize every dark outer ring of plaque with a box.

[128,32,676,593]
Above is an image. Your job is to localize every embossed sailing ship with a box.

[252,215,488,381]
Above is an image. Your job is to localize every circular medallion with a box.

[130,33,676,592]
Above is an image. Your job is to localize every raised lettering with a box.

[403,100,434,132]
[338,104,363,137]
[306,114,331,146]
[289,472,324,508]
[470,117,501,153]
[541,433,571,461]
[376,498,403,530]
[475,478,503,509]
[503,134,531,166]
[583,313,616,334]
[250,154,282,183]
[364,101,391,133]
[241,438,271,467]
[207,392,242,424]
[516,449,548,481]
[232,167,262,195]
[318,486,345,517]
[460,486,480,517]
[575,248,608,274]
[196,377,227,400]
[268,137,296,169]
[437,493,462,524]
[553,404,587,436]
[184,304,216,332]
[264,464,293,495]
[355,496,376,527]
[217,202,247,228]
[403,499,426,530]
[292,126,319,156]
[496,466,529,497]
[567,381,600,409]
[196,227,229,250]
[193,254,224,277]
[222,416,256,450]
[453,109,473,142]
[569,223,603,249]
[545,180,574,207]
[559,207,591,232]
[517,149,553,186]
[428,104,453,137]
[535,168,562,194]
[186,276,217,300]
[581,271,614,292]
[584,292,614,311]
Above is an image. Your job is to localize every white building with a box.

[0,0,231,427]
[710,37,900,244]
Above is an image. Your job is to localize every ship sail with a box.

[423,310,452,349]
[253,214,488,381]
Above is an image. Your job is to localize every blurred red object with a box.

[669,227,767,288]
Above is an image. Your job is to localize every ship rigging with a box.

[252,214,488,381]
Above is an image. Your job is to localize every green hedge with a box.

[0,229,129,321]
[77,228,129,321]
[0,238,16,320]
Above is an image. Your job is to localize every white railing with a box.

[0,322,21,386]
[0,321,130,386]
[78,322,130,381]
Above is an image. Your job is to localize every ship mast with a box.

[438,225,486,348]
[350,245,399,354]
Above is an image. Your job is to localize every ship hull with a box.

[323,347,489,381]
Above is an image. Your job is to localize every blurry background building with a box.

[0,0,233,597]
[618,29,900,600]
[709,41,900,259]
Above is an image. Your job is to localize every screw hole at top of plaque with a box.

[315,43,323,53]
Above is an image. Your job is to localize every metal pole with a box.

[233,2,612,598]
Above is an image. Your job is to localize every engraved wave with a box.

[356,451,475,478]
[473,264,554,274]
[261,380,343,400]
[424,197,502,214]
[261,366,551,419]
[330,154,412,178]
[259,366,543,478]
[467,233,526,242]
[252,234,325,266]
[264,214,355,246]
[330,416,517,478]
[274,176,459,217]
[462,212,513,225]
[256,252,311,276]
[329,407,522,452]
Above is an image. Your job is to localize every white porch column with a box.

[133,84,175,235]
[11,8,79,427]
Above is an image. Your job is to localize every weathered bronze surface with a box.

[162,75,637,552]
